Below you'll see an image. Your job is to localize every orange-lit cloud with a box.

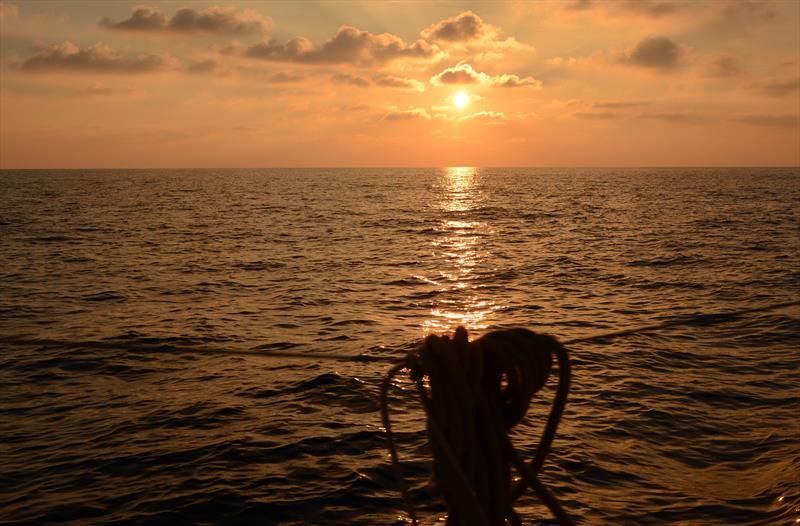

[430,63,541,88]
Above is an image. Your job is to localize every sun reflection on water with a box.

[422,167,505,335]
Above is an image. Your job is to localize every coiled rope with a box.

[381,327,574,526]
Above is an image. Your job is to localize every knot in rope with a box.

[381,327,574,526]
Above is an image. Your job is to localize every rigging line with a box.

[0,299,798,363]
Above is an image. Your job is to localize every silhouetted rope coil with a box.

[380,327,574,526]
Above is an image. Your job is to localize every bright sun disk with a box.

[454,91,469,108]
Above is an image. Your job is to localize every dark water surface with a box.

[1,167,798,525]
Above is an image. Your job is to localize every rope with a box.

[380,327,574,526]
[0,299,796,362]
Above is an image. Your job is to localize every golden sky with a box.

[1,0,798,168]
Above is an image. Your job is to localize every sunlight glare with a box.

[454,91,469,108]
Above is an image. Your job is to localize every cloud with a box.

[593,101,645,109]
[421,10,493,43]
[620,0,678,17]
[720,1,776,25]
[269,72,305,83]
[73,83,138,97]
[747,77,800,97]
[639,111,704,122]
[706,55,741,78]
[21,41,178,74]
[735,114,799,128]
[331,73,371,87]
[420,11,530,51]
[565,0,681,17]
[382,107,431,121]
[0,1,19,22]
[564,0,594,12]
[372,74,425,91]
[622,36,683,70]
[574,111,618,119]
[459,110,508,122]
[430,63,542,88]
[187,58,220,74]
[329,72,424,91]
[99,5,272,35]
[239,25,438,65]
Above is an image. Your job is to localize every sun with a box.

[453,91,469,108]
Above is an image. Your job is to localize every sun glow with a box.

[453,91,469,108]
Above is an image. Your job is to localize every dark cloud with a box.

[624,37,682,70]
[240,26,437,65]
[706,55,741,78]
[100,5,272,35]
[735,114,799,128]
[99,5,165,31]
[421,11,490,42]
[748,77,800,97]
[21,41,177,74]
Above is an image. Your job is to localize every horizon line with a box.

[1,165,799,171]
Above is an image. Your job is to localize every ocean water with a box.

[0,167,798,525]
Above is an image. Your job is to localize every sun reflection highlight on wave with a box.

[422,167,505,335]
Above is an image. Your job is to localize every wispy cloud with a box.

[747,77,800,97]
[735,114,799,128]
[705,55,741,77]
[565,0,684,18]
[21,41,178,74]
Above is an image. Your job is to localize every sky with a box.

[0,0,798,168]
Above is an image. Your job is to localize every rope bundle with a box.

[380,327,574,526]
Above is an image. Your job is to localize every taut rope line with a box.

[0,299,797,362]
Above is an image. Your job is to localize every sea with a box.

[0,167,798,525]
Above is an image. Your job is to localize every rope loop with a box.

[381,327,574,526]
